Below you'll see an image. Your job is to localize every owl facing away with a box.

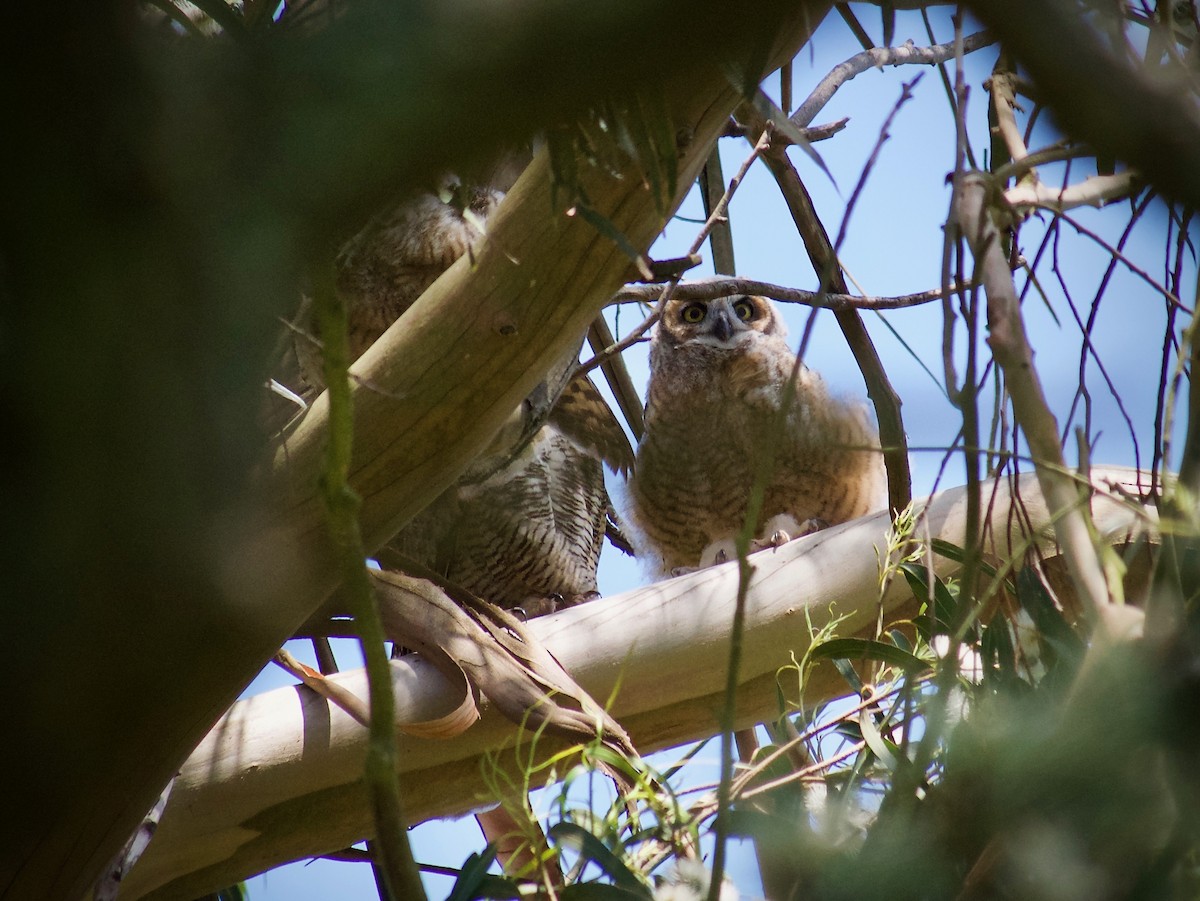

[626,295,885,577]
[277,183,632,616]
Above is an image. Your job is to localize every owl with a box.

[626,295,884,577]
[392,371,632,615]
[290,186,507,396]
[276,181,632,616]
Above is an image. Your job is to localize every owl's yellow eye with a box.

[681,303,706,324]
[733,298,756,321]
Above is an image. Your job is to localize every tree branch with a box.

[120,469,1154,900]
[0,2,834,895]
[951,173,1144,645]
[791,31,997,129]
[611,276,964,310]
[965,0,1200,208]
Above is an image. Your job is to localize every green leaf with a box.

[930,538,1008,586]
[588,743,644,784]
[1016,567,1084,670]
[809,637,933,675]
[610,94,672,215]
[980,613,1023,693]
[901,561,957,638]
[548,823,650,896]
[831,656,864,693]
[887,628,913,654]
[447,847,507,901]
[858,707,900,770]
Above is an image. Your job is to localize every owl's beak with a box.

[711,308,734,342]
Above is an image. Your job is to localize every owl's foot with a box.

[698,538,738,570]
[511,591,601,619]
[559,590,602,609]
[679,517,831,576]
[750,514,828,553]
[510,595,560,620]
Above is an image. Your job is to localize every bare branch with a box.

[966,0,1200,207]
[951,172,1144,645]
[1004,171,1141,214]
[611,276,967,310]
[792,31,997,128]
[987,70,1030,164]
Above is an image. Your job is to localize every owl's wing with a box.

[549,372,635,476]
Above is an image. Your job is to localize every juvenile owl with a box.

[290,186,506,395]
[626,295,884,577]
[276,182,632,615]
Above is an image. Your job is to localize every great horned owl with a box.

[279,182,632,615]
[626,295,884,577]
[291,186,506,395]
[392,373,631,614]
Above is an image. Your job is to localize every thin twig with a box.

[701,128,776,901]
[579,128,773,377]
[991,142,1096,185]
[610,277,966,309]
[727,117,851,145]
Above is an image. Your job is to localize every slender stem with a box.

[311,260,426,901]
[610,277,972,310]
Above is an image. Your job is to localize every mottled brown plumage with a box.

[282,185,631,614]
[292,188,506,395]
[627,295,884,576]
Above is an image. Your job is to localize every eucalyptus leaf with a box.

[810,637,933,675]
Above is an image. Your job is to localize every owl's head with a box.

[657,295,785,349]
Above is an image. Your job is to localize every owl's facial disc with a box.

[690,297,757,348]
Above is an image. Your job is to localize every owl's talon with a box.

[796,517,828,537]
[749,529,793,553]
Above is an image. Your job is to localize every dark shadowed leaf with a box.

[548,823,649,896]
[810,637,933,675]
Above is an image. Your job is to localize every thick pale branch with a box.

[1004,171,1140,214]
[121,469,1153,900]
[265,8,833,602]
[0,3,834,896]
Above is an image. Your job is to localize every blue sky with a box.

[242,6,1195,898]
